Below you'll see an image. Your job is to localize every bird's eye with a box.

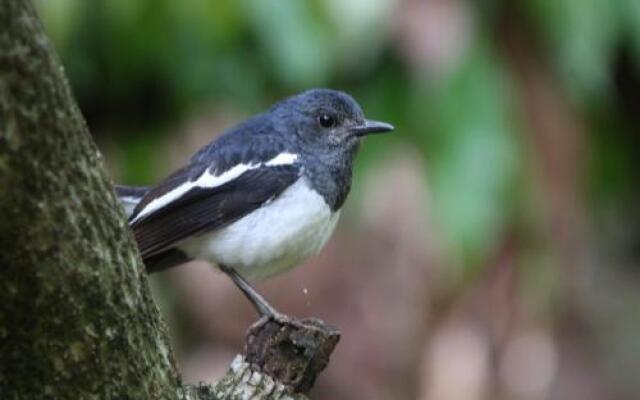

[318,114,336,128]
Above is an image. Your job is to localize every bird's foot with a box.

[248,310,302,335]
[248,310,343,338]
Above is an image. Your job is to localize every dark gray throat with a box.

[302,147,357,211]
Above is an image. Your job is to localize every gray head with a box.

[270,88,394,152]
[269,89,393,210]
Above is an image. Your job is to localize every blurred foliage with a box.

[413,45,518,264]
[37,0,394,124]
[34,0,640,268]
[32,0,640,396]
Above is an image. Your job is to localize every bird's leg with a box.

[219,264,288,322]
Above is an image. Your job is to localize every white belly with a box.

[180,178,340,281]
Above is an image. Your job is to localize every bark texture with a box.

[0,1,182,398]
[0,1,337,398]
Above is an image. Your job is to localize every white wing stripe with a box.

[265,152,298,166]
[119,196,143,217]
[130,152,299,224]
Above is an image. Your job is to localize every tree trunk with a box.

[0,0,184,397]
[0,1,337,399]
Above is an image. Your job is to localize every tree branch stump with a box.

[184,318,340,399]
[244,318,340,393]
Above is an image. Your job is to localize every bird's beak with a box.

[352,119,395,137]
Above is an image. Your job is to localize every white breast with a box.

[180,177,340,281]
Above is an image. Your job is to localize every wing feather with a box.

[131,164,300,260]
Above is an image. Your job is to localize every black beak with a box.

[352,119,395,137]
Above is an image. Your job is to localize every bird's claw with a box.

[248,311,310,335]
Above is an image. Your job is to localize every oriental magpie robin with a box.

[117,89,393,319]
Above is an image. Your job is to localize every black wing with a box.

[130,163,301,261]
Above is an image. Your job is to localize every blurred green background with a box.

[36,0,640,399]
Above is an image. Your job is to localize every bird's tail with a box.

[115,185,190,272]
[115,185,149,218]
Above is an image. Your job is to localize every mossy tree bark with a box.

[0,0,184,398]
[0,1,337,399]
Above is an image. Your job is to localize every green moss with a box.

[0,1,183,398]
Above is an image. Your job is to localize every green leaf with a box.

[414,46,520,269]
[243,0,335,88]
[523,0,620,101]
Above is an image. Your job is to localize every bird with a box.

[116,88,394,321]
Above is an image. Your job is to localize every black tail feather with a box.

[115,185,149,217]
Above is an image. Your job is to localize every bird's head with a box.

[271,88,394,151]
